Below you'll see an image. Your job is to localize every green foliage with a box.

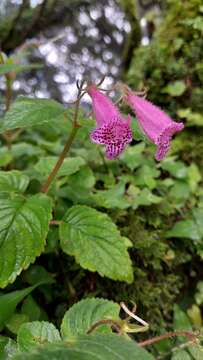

[59,205,133,283]
[124,0,203,355]
[0,193,52,287]
[0,283,48,329]
[0,97,66,132]
[0,63,42,76]
[0,1,203,358]
[0,336,17,359]
[17,321,61,352]
[61,298,120,338]
[35,156,85,178]
[0,170,29,193]
[13,334,154,360]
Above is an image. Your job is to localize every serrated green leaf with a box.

[0,171,29,193]
[0,193,52,288]
[0,63,42,76]
[0,283,46,329]
[0,336,17,360]
[171,350,192,360]
[17,321,61,352]
[188,345,203,360]
[61,298,120,338]
[13,334,155,360]
[0,97,66,133]
[35,156,85,178]
[59,206,133,283]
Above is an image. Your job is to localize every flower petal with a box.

[91,119,133,146]
[106,142,125,160]
[90,126,112,144]
[125,91,184,161]
[88,85,120,127]
[155,123,184,161]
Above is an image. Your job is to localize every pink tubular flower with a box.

[87,85,132,159]
[125,92,184,161]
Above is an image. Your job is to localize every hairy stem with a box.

[138,331,198,347]
[41,125,79,193]
[41,91,82,193]
[87,319,121,334]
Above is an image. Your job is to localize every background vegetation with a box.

[0,0,203,359]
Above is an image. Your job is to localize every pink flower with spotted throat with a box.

[87,85,132,159]
[125,90,184,161]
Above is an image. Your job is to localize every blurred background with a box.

[0,0,203,352]
[0,0,163,103]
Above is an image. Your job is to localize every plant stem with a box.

[87,319,121,334]
[5,77,12,112]
[41,90,82,193]
[138,331,198,347]
[41,125,79,193]
[0,52,13,150]
[49,220,62,225]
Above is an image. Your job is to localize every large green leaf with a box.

[0,283,48,329]
[0,171,29,193]
[0,193,52,288]
[18,321,61,352]
[61,298,120,338]
[0,63,42,76]
[35,156,85,177]
[59,206,133,283]
[0,97,66,133]
[13,334,155,360]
